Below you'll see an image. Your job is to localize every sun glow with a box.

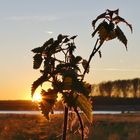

[57,93,62,101]
[32,92,42,102]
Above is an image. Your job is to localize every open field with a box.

[0,113,140,140]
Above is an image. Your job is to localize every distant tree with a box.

[31,9,132,140]
[94,78,140,98]
[98,81,113,97]
[99,82,106,96]
[105,81,113,96]
[132,78,140,97]
[116,80,129,97]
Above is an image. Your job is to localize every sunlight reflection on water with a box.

[0,110,122,115]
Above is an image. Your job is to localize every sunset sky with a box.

[0,0,140,100]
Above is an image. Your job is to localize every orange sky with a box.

[0,0,140,100]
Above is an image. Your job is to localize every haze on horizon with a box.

[0,0,140,100]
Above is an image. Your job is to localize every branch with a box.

[62,106,68,140]
[81,39,104,81]
[74,108,84,140]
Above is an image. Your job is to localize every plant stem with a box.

[62,106,68,140]
[81,39,104,81]
[74,108,84,140]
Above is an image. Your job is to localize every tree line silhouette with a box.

[92,78,140,98]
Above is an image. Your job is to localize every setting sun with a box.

[57,93,62,101]
[32,92,42,102]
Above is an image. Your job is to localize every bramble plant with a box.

[31,9,132,140]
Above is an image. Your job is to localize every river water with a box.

[0,110,122,115]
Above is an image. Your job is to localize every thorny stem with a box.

[62,106,68,140]
[81,39,104,81]
[74,108,84,140]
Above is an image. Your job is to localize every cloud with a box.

[5,15,60,22]
[94,68,140,72]
[44,31,54,34]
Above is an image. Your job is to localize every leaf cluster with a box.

[92,9,132,50]
[31,34,92,121]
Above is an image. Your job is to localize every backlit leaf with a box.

[98,22,109,42]
[113,16,133,33]
[41,89,57,100]
[33,54,43,69]
[75,94,93,123]
[57,34,69,43]
[106,9,119,17]
[31,47,44,53]
[92,12,106,29]
[63,37,70,43]
[31,74,50,97]
[39,89,57,120]
[70,35,78,40]
[115,26,127,50]
[42,38,54,48]
[92,21,108,39]
[74,56,82,64]
[32,38,54,54]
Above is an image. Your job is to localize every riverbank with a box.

[0,113,140,140]
[1,98,140,111]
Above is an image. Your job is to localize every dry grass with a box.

[0,113,140,140]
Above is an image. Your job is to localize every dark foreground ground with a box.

[0,113,140,140]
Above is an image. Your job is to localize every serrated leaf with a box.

[115,26,127,50]
[92,21,109,40]
[31,47,44,53]
[41,89,57,104]
[31,74,50,97]
[75,94,93,123]
[74,56,82,64]
[32,38,54,54]
[39,102,51,120]
[92,18,115,40]
[70,35,78,40]
[33,54,43,69]
[92,9,119,30]
[41,89,57,100]
[106,9,119,17]
[106,30,117,41]
[98,21,115,42]
[63,37,70,43]
[92,12,106,29]
[67,43,76,52]
[57,34,68,43]
[113,16,133,33]
[44,40,60,56]
[42,38,54,48]
[98,23,108,41]
[39,89,57,120]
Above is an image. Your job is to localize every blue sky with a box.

[0,0,140,99]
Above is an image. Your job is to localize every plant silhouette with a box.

[82,9,132,81]
[31,9,132,140]
[31,34,92,140]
